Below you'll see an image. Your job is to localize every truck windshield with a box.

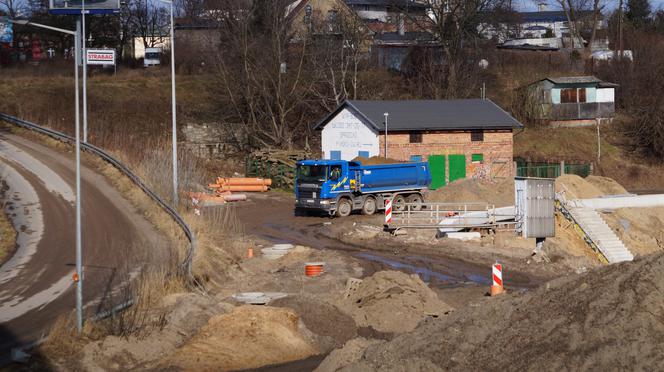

[297,165,327,183]
[145,53,160,59]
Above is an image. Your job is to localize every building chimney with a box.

[398,13,405,36]
[538,2,547,12]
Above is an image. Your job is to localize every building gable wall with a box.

[321,108,379,160]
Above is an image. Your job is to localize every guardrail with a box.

[0,113,196,279]
[388,202,496,229]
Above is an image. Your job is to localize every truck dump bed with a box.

[350,161,431,192]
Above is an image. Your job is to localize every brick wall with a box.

[378,130,515,180]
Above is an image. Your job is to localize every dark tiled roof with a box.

[315,99,523,131]
[519,10,595,23]
[547,76,602,84]
[346,0,427,9]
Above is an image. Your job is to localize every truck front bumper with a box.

[295,198,335,211]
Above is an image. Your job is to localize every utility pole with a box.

[596,118,601,164]
[618,0,624,58]
[383,112,389,158]
[82,0,89,143]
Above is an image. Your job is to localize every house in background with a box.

[524,76,617,127]
[314,99,523,188]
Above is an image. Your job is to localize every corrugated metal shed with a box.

[515,177,555,238]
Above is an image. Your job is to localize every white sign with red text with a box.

[86,49,116,66]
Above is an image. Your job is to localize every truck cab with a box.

[295,160,350,215]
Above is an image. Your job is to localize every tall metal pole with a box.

[74,18,83,335]
[383,112,389,158]
[82,1,88,143]
[169,0,178,207]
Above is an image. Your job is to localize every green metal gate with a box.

[428,155,446,190]
[449,154,466,183]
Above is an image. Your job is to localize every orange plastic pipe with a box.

[219,178,272,186]
[219,185,268,192]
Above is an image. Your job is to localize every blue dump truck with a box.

[295,159,432,217]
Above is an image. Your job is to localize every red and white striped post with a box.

[490,261,505,296]
[385,198,393,225]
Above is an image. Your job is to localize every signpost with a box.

[86,48,115,65]
[86,48,116,74]
[49,0,120,14]
[0,17,12,43]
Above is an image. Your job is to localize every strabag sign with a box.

[0,17,12,44]
[86,49,115,65]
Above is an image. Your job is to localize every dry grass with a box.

[514,118,664,191]
[37,268,188,367]
[0,199,16,265]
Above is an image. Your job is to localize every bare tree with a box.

[0,0,25,17]
[211,0,317,149]
[129,0,170,48]
[406,0,507,98]
[307,5,371,110]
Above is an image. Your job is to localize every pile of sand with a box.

[315,337,385,372]
[81,293,232,371]
[555,174,604,199]
[162,305,319,370]
[337,253,664,370]
[351,156,405,165]
[337,271,452,334]
[428,178,514,207]
[585,175,628,195]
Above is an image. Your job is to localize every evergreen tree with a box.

[626,0,651,28]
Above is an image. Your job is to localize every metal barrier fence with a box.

[389,202,497,229]
[516,162,591,178]
[0,113,196,278]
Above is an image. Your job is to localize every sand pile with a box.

[315,337,385,372]
[555,174,603,199]
[585,175,628,195]
[428,178,514,207]
[351,156,405,165]
[81,293,231,371]
[162,305,319,370]
[337,271,452,334]
[338,253,664,370]
[601,208,664,256]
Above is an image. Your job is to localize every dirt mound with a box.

[162,305,319,371]
[555,174,603,199]
[314,337,385,372]
[601,208,664,256]
[271,295,358,353]
[428,178,514,207]
[585,175,628,195]
[351,156,405,165]
[340,253,664,371]
[81,293,231,370]
[337,271,452,334]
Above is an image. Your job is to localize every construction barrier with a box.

[385,198,393,225]
[490,262,505,296]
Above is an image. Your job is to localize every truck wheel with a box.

[407,194,423,211]
[361,197,377,215]
[393,195,406,212]
[336,198,352,217]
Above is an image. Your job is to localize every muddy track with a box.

[234,194,543,290]
[0,131,169,360]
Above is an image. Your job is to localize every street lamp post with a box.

[383,112,389,158]
[9,19,84,334]
[82,0,89,143]
[159,0,178,207]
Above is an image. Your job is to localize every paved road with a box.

[0,130,168,359]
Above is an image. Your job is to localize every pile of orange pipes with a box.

[208,178,272,193]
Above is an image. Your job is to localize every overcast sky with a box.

[516,0,664,12]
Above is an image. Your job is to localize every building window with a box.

[578,88,586,103]
[409,132,423,143]
[561,88,586,103]
[472,154,484,163]
[471,130,484,142]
